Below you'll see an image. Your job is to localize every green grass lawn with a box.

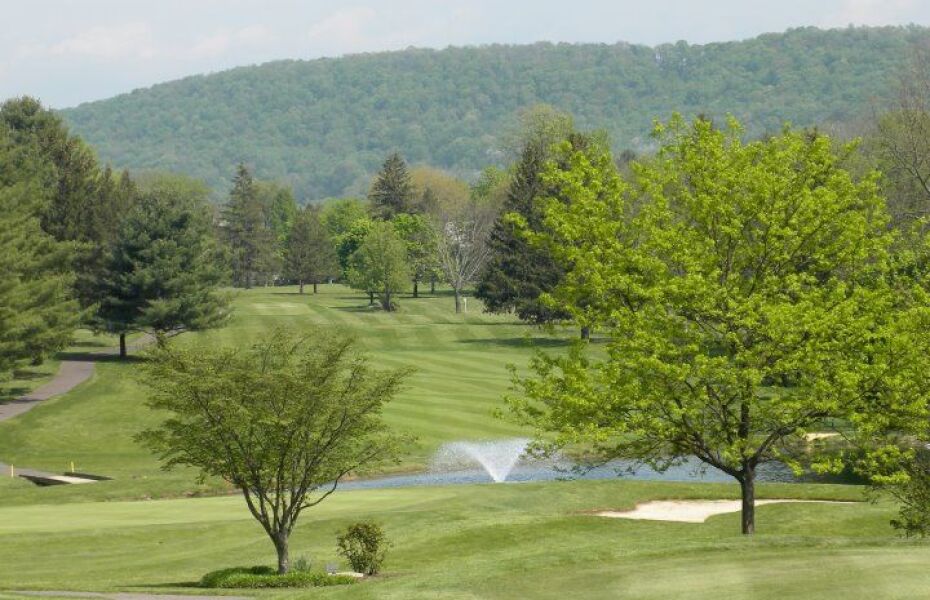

[0,478,925,599]
[2,284,928,598]
[0,285,557,503]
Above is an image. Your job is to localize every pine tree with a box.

[284,206,338,294]
[94,186,230,358]
[222,164,277,288]
[475,133,593,326]
[0,125,80,377]
[368,152,414,218]
[1,97,134,311]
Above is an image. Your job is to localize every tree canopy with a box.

[138,330,410,573]
[0,124,80,376]
[93,182,230,357]
[62,27,929,200]
[284,206,338,294]
[348,221,411,311]
[510,115,930,534]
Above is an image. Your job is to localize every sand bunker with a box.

[804,432,840,442]
[595,499,854,523]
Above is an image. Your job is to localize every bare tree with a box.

[434,197,496,313]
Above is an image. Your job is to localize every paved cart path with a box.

[0,338,150,481]
[10,591,248,600]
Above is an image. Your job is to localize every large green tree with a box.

[139,330,409,574]
[368,153,414,219]
[1,97,135,311]
[348,221,411,311]
[93,183,230,358]
[476,126,577,325]
[256,181,298,246]
[510,116,930,534]
[284,206,338,294]
[222,165,278,288]
[392,213,438,298]
[0,125,80,376]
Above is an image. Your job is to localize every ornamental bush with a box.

[200,566,356,589]
[337,521,389,575]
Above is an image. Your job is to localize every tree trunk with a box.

[580,326,591,340]
[119,333,127,360]
[431,279,436,294]
[313,282,318,294]
[299,280,304,294]
[273,532,290,574]
[413,279,419,298]
[382,291,393,311]
[454,288,462,313]
[740,470,755,535]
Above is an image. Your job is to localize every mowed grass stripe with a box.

[0,284,555,503]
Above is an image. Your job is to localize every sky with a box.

[3,0,930,108]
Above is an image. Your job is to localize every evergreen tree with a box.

[284,206,338,294]
[1,97,133,310]
[222,164,277,288]
[0,125,80,376]
[94,186,230,358]
[347,221,411,311]
[368,152,414,218]
[475,116,579,326]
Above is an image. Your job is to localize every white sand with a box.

[804,432,840,442]
[595,499,854,523]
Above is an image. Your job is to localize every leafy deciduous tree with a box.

[138,330,410,574]
[511,116,929,534]
[284,206,338,294]
[392,213,438,298]
[348,221,411,311]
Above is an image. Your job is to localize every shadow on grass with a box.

[0,388,31,403]
[458,337,574,349]
[334,305,385,313]
[9,370,49,382]
[130,581,203,590]
[55,351,146,364]
[70,339,114,350]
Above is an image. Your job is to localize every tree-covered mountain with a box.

[60,26,927,201]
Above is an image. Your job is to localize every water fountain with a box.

[429,438,531,483]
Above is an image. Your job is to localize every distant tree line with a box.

[61,26,930,201]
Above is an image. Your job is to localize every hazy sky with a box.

[4,0,930,108]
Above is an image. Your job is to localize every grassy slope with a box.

[0,479,925,599]
[0,285,550,503]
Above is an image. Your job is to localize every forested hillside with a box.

[62,26,925,200]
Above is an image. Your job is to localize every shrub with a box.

[293,555,312,572]
[337,521,389,575]
[199,566,357,589]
